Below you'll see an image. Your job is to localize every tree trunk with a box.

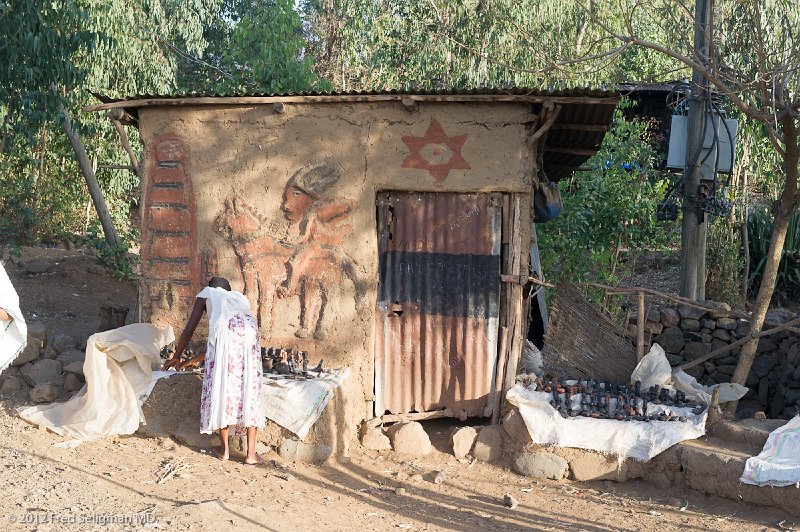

[727,116,799,415]
[59,102,120,247]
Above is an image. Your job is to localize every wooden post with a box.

[491,327,510,424]
[502,196,525,406]
[679,0,712,299]
[636,291,646,361]
[60,99,120,247]
[107,109,140,178]
[706,385,722,427]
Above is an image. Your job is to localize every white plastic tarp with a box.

[261,368,350,440]
[0,262,27,373]
[740,415,800,487]
[18,324,174,440]
[506,385,707,461]
[506,343,727,461]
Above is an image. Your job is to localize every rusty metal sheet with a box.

[375,192,501,418]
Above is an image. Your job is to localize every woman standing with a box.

[165,277,264,465]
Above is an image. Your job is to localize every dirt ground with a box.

[0,246,798,531]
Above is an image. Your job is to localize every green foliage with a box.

[748,207,800,298]
[537,107,669,288]
[301,0,686,91]
[178,0,329,94]
[0,0,222,247]
[80,222,139,279]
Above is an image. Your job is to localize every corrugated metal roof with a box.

[90,86,620,182]
[91,86,620,104]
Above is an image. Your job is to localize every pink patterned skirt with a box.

[200,313,264,434]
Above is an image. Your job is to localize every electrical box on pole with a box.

[667,114,739,174]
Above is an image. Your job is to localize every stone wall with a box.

[628,303,800,419]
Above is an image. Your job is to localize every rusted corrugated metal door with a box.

[375,192,501,418]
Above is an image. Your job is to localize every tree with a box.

[1,0,222,246]
[300,0,684,91]
[177,0,328,94]
[455,0,799,413]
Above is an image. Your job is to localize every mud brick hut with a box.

[87,88,619,446]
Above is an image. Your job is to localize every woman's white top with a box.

[196,286,252,345]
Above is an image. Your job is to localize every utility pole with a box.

[680,0,713,300]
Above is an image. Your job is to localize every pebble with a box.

[395,487,406,496]
[433,471,445,484]
[503,494,518,509]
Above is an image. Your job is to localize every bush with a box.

[537,107,671,303]
[748,206,800,299]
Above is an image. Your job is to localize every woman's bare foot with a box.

[243,454,264,466]
[210,446,229,461]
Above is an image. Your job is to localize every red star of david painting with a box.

[401,119,470,182]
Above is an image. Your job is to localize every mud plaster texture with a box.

[139,372,351,460]
[136,101,537,450]
[501,408,800,517]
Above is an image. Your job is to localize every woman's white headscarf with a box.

[0,261,27,372]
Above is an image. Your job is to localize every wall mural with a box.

[215,162,367,341]
[401,119,470,182]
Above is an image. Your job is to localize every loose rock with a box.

[361,427,392,451]
[50,334,78,355]
[63,361,85,379]
[503,494,519,509]
[1,376,23,394]
[30,383,60,403]
[26,322,47,343]
[433,471,445,484]
[63,373,83,392]
[12,337,41,367]
[23,260,52,274]
[450,426,477,459]
[41,346,58,360]
[472,425,502,462]
[57,349,84,365]
[511,451,568,480]
[386,421,432,456]
[21,359,64,386]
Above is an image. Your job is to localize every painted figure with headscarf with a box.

[276,162,366,340]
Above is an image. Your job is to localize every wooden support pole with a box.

[502,196,525,409]
[706,386,722,426]
[107,109,140,178]
[491,327,510,424]
[636,291,646,361]
[59,99,120,247]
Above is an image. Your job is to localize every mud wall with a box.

[137,101,536,446]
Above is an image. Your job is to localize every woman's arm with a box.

[178,352,206,370]
[163,298,206,369]
[0,308,10,321]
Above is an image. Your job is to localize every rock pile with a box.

[0,323,85,404]
[630,303,800,419]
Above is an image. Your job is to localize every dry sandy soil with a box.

[0,246,797,531]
